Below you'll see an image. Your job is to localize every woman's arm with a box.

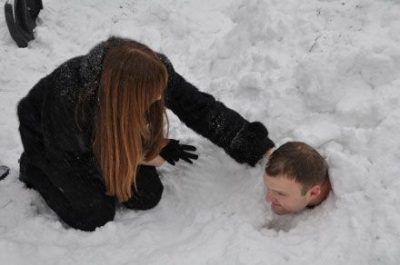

[140,155,166,167]
[158,54,275,166]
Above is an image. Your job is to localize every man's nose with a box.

[266,192,275,203]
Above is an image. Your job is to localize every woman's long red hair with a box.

[93,41,168,202]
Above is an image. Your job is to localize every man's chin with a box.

[271,205,289,215]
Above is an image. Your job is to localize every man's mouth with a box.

[271,203,281,209]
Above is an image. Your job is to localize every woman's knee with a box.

[64,198,116,231]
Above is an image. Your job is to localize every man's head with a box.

[263,142,331,215]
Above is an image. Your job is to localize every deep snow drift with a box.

[1,0,399,264]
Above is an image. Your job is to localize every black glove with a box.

[160,139,198,165]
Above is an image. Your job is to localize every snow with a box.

[1,0,400,264]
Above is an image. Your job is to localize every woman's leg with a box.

[123,165,164,210]
[19,154,116,231]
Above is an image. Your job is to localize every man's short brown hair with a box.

[265,142,329,194]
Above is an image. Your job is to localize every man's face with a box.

[263,173,315,215]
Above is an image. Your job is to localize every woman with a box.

[18,37,275,231]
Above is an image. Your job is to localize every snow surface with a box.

[1,0,400,264]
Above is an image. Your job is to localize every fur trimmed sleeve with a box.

[158,54,275,166]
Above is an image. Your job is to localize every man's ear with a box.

[308,185,321,198]
[266,148,275,160]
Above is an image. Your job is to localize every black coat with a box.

[18,37,275,194]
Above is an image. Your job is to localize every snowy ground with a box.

[1,0,400,264]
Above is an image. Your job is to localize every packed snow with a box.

[1,0,399,264]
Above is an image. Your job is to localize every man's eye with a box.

[277,192,286,196]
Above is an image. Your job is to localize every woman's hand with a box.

[159,139,198,165]
[140,155,166,167]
